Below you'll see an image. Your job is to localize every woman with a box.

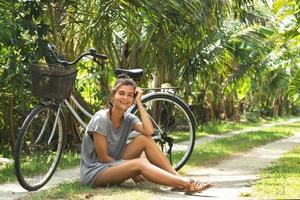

[80,74,212,194]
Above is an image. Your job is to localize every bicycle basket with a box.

[30,63,78,100]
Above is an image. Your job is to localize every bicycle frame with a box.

[64,94,92,129]
[62,89,181,141]
[14,44,196,191]
[62,92,165,141]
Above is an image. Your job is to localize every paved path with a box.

[155,124,300,199]
[0,167,79,200]
[1,117,300,200]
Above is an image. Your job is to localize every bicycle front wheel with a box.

[14,103,65,191]
[130,92,196,171]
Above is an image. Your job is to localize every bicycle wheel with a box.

[14,103,65,191]
[130,92,196,171]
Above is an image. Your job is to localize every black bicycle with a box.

[14,45,196,191]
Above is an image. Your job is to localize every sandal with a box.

[184,180,213,195]
[170,187,185,192]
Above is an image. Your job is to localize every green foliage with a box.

[0,1,51,156]
[0,0,299,158]
[244,111,259,122]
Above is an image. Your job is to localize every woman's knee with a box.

[132,157,150,171]
[134,134,154,146]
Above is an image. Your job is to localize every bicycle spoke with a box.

[48,107,61,145]
[15,105,65,191]
[132,94,195,171]
[34,110,50,145]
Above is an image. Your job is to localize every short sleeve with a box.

[86,113,107,137]
[126,113,141,130]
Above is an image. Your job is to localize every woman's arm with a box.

[92,132,114,163]
[132,87,154,136]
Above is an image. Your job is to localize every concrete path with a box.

[1,117,300,200]
[0,167,79,200]
[155,130,300,199]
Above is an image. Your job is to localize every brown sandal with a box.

[184,180,213,195]
[170,187,185,192]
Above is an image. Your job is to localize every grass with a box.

[0,163,15,184]
[197,115,296,136]
[0,150,80,184]
[0,116,295,185]
[198,120,259,135]
[173,116,297,154]
[179,123,300,173]
[250,145,300,199]
[57,150,81,169]
[20,121,300,200]
[23,179,161,200]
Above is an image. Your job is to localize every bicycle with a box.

[14,45,196,191]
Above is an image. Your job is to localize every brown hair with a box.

[111,74,137,96]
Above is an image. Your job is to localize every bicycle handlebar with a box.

[47,44,107,66]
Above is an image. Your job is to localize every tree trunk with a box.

[234,101,242,122]
[5,94,16,152]
[272,97,279,117]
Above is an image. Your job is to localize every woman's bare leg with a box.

[94,158,187,187]
[122,135,177,175]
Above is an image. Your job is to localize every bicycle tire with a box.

[130,92,196,171]
[14,103,66,191]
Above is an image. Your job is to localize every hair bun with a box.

[117,74,130,79]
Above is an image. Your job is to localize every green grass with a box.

[23,179,161,200]
[0,117,296,183]
[0,119,264,184]
[0,150,80,184]
[179,124,298,173]
[0,116,296,185]
[197,116,297,136]
[250,145,300,199]
[0,163,15,184]
[198,121,259,136]
[175,116,295,145]
[57,150,81,169]
[20,121,300,200]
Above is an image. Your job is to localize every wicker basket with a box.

[30,63,78,100]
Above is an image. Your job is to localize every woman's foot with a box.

[184,180,213,195]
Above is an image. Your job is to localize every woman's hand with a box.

[132,174,146,183]
[134,87,143,103]
[133,87,154,136]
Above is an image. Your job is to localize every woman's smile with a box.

[113,85,135,111]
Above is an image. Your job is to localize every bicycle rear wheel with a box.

[14,103,65,191]
[130,92,196,171]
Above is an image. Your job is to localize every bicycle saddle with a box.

[115,68,143,80]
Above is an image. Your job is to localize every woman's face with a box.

[112,85,135,112]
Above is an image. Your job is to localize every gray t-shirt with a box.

[80,109,140,186]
